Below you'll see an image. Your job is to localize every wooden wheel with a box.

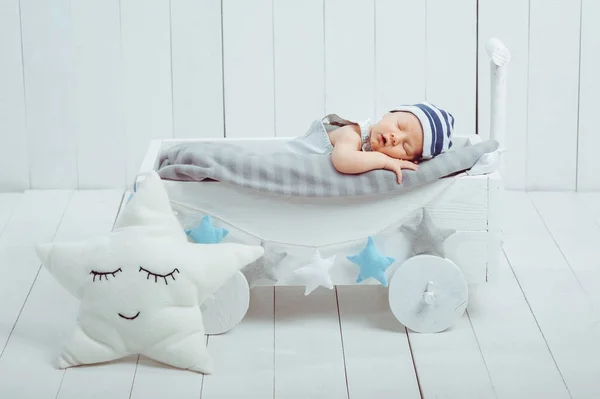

[388,255,468,333]
[200,271,250,335]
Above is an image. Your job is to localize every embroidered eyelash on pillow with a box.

[35,171,264,374]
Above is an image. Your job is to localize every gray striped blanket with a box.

[156,139,498,197]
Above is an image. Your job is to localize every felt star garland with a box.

[175,207,454,291]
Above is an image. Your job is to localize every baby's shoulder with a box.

[328,124,362,148]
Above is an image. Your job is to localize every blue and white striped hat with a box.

[390,101,454,159]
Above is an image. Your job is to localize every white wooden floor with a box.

[0,189,599,398]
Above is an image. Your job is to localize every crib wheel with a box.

[388,255,468,333]
[200,271,250,335]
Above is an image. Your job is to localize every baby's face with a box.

[369,112,424,161]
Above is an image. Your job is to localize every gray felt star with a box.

[241,241,287,287]
[400,208,455,258]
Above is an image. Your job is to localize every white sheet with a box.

[165,176,460,248]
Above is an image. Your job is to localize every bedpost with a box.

[484,38,510,285]
[485,38,511,148]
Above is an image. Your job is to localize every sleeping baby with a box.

[287,102,455,183]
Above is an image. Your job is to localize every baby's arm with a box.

[331,142,417,183]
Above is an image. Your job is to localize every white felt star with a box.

[35,171,263,374]
[293,250,335,295]
[401,208,455,257]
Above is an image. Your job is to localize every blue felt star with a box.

[185,215,229,244]
[347,236,395,287]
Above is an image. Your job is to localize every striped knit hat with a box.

[390,102,454,159]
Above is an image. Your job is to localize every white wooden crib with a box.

[130,38,510,334]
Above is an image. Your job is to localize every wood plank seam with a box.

[475,0,479,136]
[271,0,276,137]
[2,262,46,360]
[486,175,490,282]
[0,197,20,239]
[501,248,573,398]
[372,0,376,121]
[18,0,31,190]
[525,0,531,189]
[168,0,175,141]
[465,310,497,398]
[199,335,208,399]
[528,193,600,318]
[55,368,67,398]
[334,287,351,399]
[128,355,141,399]
[404,328,424,399]
[575,0,583,191]
[0,190,75,360]
[321,0,326,116]
[272,287,275,399]
[220,0,226,138]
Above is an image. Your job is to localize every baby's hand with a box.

[384,158,418,184]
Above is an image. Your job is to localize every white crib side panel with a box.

[527,0,581,190]
[71,0,126,189]
[576,0,600,191]
[375,0,426,118]
[426,0,477,137]
[0,0,29,191]
[274,0,325,138]
[120,0,173,185]
[166,175,490,244]
[222,0,274,138]
[477,0,529,190]
[20,0,77,189]
[324,0,375,121]
[139,140,163,177]
[425,176,489,231]
[486,172,502,282]
[171,0,224,139]
[164,174,490,285]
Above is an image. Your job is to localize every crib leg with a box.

[388,255,468,333]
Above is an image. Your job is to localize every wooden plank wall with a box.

[0,0,597,191]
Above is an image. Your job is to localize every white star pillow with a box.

[35,171,264,374]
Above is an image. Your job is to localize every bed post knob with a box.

[423,281,437,305]
[486,37,511,67]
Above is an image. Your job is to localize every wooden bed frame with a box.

[130,38,511,334]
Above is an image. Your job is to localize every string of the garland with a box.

[166,172,465,249]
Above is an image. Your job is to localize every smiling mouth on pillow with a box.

[118,312,140,320]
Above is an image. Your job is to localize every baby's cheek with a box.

[383,146,405,159]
